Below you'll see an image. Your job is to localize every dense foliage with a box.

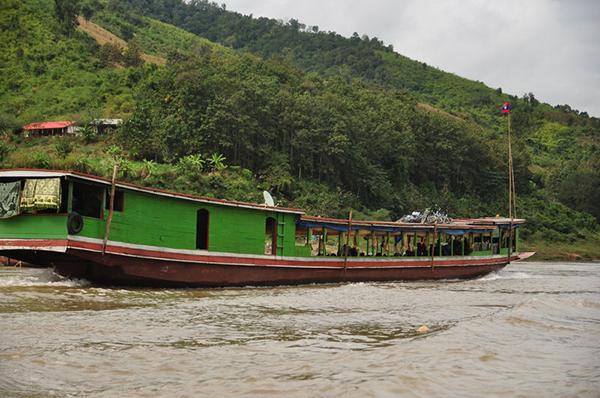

[93,0,600,225]
[1,0,599,255]
[120,49,521,217]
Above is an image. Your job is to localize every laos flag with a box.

[501,102,512,114]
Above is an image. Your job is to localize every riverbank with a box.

[521,237,600,262]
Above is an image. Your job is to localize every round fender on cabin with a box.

[67,212,84,234]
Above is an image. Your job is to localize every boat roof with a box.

[0,169,528,225]
[0,169,304,215]
[299,215,501,234]
[452,217,526,226]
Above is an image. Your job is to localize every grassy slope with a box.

[0,0,228,123]
[0,0,140,121]
[89,8,233,60]
[521,239,600,262]
[76,17,165,65]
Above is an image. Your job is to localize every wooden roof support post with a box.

[320,226,325,256]
[102,164,118,255]
[385,232,390,256]
[343,210,352,275]
[431,224,437,270]
[414,232,417,256]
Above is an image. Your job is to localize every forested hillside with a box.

[1,0,599,259]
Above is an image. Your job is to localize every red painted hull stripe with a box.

[70,240,510,268]
[0,239,68,246]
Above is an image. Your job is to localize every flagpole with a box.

[507,109,514,263]
[511,148,517,219]
[507,111,513,221]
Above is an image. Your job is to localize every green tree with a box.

[177,154,205,175]
[99,42,123,67]
[55,137,73,159]
[0,141,10,164]
[123,41,143,67]
[80,125,98,144]
[54,0,80,36]
[141,159,157,179]
[208,153,227,172]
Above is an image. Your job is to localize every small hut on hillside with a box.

[90,119,122,134]
[23,121,76,137]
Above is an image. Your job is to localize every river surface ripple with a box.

[0,262,599,397]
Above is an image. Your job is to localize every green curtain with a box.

[20,178,61,211]
[0,181,21,219]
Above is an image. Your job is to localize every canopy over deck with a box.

[299,215,498,235]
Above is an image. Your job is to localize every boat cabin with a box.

[0,170,302,257]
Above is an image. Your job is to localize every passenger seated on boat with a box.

[349,246,359,256]
[376,241,386,256]
[417,238,428,256]
[405,246,415,256]
[442,243,450,256]
[394,236,402,252]
[453,239,462,256]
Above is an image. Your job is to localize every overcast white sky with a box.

[221,0,600,117]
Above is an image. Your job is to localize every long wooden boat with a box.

[0,169,525,287]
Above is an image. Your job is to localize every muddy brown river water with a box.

[0,261,599,397]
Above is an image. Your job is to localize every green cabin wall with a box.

[76,188,300,256]
[0,215,67,239]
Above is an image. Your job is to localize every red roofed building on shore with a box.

[22,121,76,137]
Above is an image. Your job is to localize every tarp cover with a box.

[0,181,21,219]
[20,178,61,211]
[441,229,466,236]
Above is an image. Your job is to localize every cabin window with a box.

[105,190,125,212]
[72,182,103,218]
[265,217,277,255]
[196,209,209,250]
[58,178,69,213]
